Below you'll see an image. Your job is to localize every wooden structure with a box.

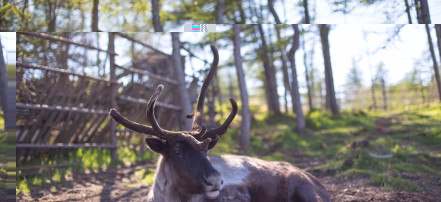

[16,33,185,163]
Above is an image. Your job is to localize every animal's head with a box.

[109,45,237,199]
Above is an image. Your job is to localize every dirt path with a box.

[18,165,151,202]
[17,116,441,201]
[17,165,439,202]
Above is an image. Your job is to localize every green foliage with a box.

[0,3,21,30]
[17,178,30,194]
[131,168,155,185]
[367,175,421,192]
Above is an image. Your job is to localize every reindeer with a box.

[109,45,331,202]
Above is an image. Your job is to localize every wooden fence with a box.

[16,32,189,168]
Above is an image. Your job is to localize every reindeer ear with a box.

[145,137,167,154]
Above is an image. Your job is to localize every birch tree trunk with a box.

[319,24,339,115]
[233,25,250,151]
[288,25,306,133]
[171,33,193,130]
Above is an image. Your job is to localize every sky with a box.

[0,32,16,65]
[273,0,441,24]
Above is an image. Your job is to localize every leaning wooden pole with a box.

[108,32,118,159]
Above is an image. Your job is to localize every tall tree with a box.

[46,0,57,32]
[319,24,339,115]
[151,0,163,32]
[171,33,193,129]
[345,58,362,109]
[301,27,313,110]
[363,29,377,109]
[435,25,441,71]
[268,0,282,24]
[404,0,412,24]
[257,24,281,115]
[216,0,225,23]
[414,0,431,24]
[287,25,306,133]
[275,25,291,113]
[425,24,441,101]
[303,0,310,23]
[375,62,388,110]
[232,25,250,151]
[91,0,99,31]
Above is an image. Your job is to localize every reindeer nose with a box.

[203,174,223,188]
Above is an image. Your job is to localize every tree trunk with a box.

[302,29,313,110]
[91,0,99,31]
[108,33,118,159]
[268,0,282,24]
[319,25,339,115]
[363,30,377,110]
[275,26,291,113]
[381,78,387,110]
[404,0,412,24]
[216,0,225,24]
[21,0,29,30]
[419,0,431,24]
[257,24,281,115]
[237,0,246,23]
[414,0,431,24]
[303,0,310,24]
[425,25,441,101]
[47,1,57,32]
[288,25,306,133]
[171,33,193,130]
[435,25,441,71]
[233,25,251,151]
[151,0,163,32]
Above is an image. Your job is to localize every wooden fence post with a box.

[108,32,118,159]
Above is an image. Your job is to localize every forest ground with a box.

[0,114,16,202]
[17,104,441,201]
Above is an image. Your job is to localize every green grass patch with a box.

[367,175,422,192]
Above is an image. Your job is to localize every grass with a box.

[16,103,441,194]
[0,112,16,191]
[16,142,158,194]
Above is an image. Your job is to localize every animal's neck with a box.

[150,157,192,202]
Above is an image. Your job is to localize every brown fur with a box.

[148,154,330,202]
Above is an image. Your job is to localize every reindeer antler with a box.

[109,85,211,151]
[191,45,238,142]
[109,45,236,151]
